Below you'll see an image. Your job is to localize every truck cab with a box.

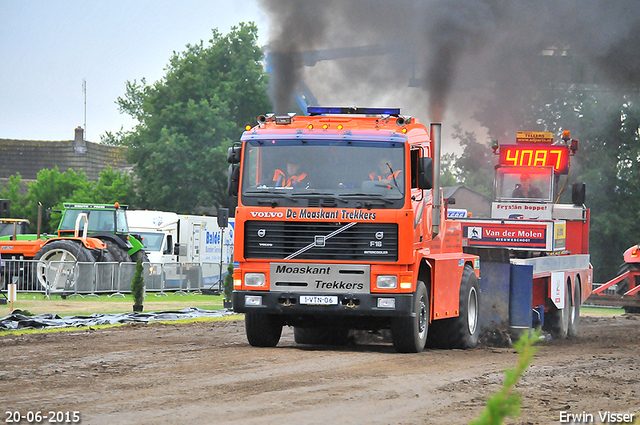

[228,107,480,353]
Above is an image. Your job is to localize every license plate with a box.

[299,295,338,305]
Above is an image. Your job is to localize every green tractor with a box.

[55,203,148,263]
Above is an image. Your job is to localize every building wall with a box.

[0,137,131,183]
[444,186,491,218]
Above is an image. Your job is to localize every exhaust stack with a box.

[430,123,442,237]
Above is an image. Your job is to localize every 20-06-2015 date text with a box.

[5,411,80,423]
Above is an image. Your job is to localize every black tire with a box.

[245,312,283,347]
[104,242,131,262]
[546,280,570,339]
[294,326,350,346]
[130,249,149,263]
[427,265,480,349]
[33,240,95,291]
[391,280,429,353]
[568,282,581,338]
[616,263,640,313]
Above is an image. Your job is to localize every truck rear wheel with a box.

[568,282,581,338]
[245,312,283,347]
[294,326,350,346]
[33,240,95,291]
[427,265,480,349]
[546,281,570,339]
[391,280,429,353]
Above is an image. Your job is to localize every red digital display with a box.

[499,145,570,174]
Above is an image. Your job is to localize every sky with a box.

[0,0,268,142]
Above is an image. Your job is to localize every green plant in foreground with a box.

[131,258,145,308]
[469,329,541,425]
[223,262,234,301]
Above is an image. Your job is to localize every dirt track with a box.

[1,314,638,425]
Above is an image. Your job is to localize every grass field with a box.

[0,292,226,317]
[1,292,625,318]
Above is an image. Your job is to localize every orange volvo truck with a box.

[227,107,480,353]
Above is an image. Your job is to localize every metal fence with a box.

[0,259,229,297]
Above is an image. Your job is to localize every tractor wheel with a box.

[33,240,95,291]
[245,312,283,347]
[427,265,480,349]
[546,281,570,339]
[391,280,429,353]
[104,242,130,262]
[130,249,149,263]
[568,282,581,338]
[294,326,350,346]
[616,263,640,313]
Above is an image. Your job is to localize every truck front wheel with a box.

[391,280,429,353]
[245,312,283,347]
[428,265,480,349]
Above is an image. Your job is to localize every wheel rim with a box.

[37,249,78,290]
[467,286,478,335]
[418,295,428,339]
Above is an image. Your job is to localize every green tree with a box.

[107,23,271,213]
[24,167,93,233]
[451,125,494,197]
[1,167,137,233]
[0,173,28,219]
[440,152,461,187]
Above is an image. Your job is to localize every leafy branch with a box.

[469,329,540,425]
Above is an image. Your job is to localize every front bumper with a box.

[232,290,414,317]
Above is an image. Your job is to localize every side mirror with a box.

[447,197,456,205]
[174,242,182,256]
[227,164,240,196]
[417,157,433,190]
[163,235,173,255]
[572,182,586,206]
[227,144,241,164]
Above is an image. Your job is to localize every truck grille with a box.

[244,221,398,261]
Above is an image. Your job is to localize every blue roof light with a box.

[307,106,401,116]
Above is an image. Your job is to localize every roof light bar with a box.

[307,106,401,116]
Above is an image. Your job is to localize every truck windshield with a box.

[135,232,165,251]
[241,139,405,207]
[494,166,554,202]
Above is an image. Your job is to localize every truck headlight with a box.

[376,275,397,289]
[245,273,266,287]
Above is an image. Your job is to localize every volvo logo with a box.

[257,229,266,238]
[375,231,384,240]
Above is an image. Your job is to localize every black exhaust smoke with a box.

[260,0,640,126]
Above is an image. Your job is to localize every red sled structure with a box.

[590,244,640,313]
[456,130,593,339]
